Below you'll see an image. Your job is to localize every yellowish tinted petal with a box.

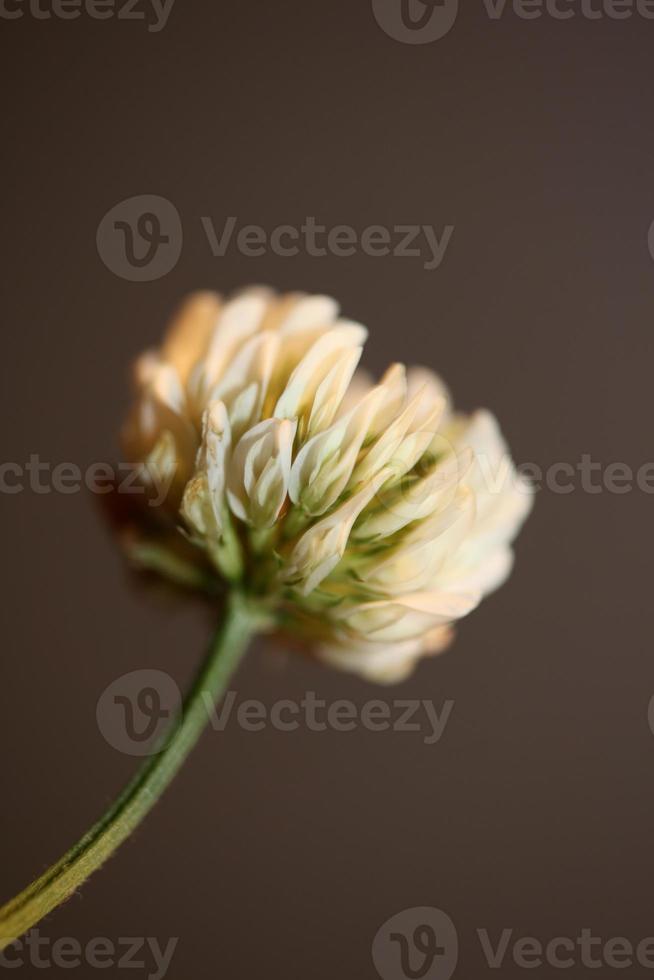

[161,291,222,384]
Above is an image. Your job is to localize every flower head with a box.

[121,288,532,682]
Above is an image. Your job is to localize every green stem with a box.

[0,590,259,950]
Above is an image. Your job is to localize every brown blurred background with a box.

[1,1,653,977]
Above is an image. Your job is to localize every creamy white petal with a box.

[354,447,473,541]
[262,295,346,407]
[201,402,231,525]
[188,291,270,408]
[273,323,368,425]
[318,626,453,683]
[350,386,445,489]
[208,330,280,440]
[227,417,297,528]
[406,366,452,424]
[334,367,375,417]
[333,590,480,644]
[306,347,363,437]
[288,385,387,515]
[364,363,407,440]
[278,294,340,337]
[284,478,387,595]
[148,362,186,416]
[437,545,515,598]
[359,487,476,595]
[123,360,198,502]
[180,401,231,539]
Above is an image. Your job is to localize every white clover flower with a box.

[122,287,533,683]
[0,287,535,948]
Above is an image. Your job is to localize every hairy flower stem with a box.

[0,591,261,950]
